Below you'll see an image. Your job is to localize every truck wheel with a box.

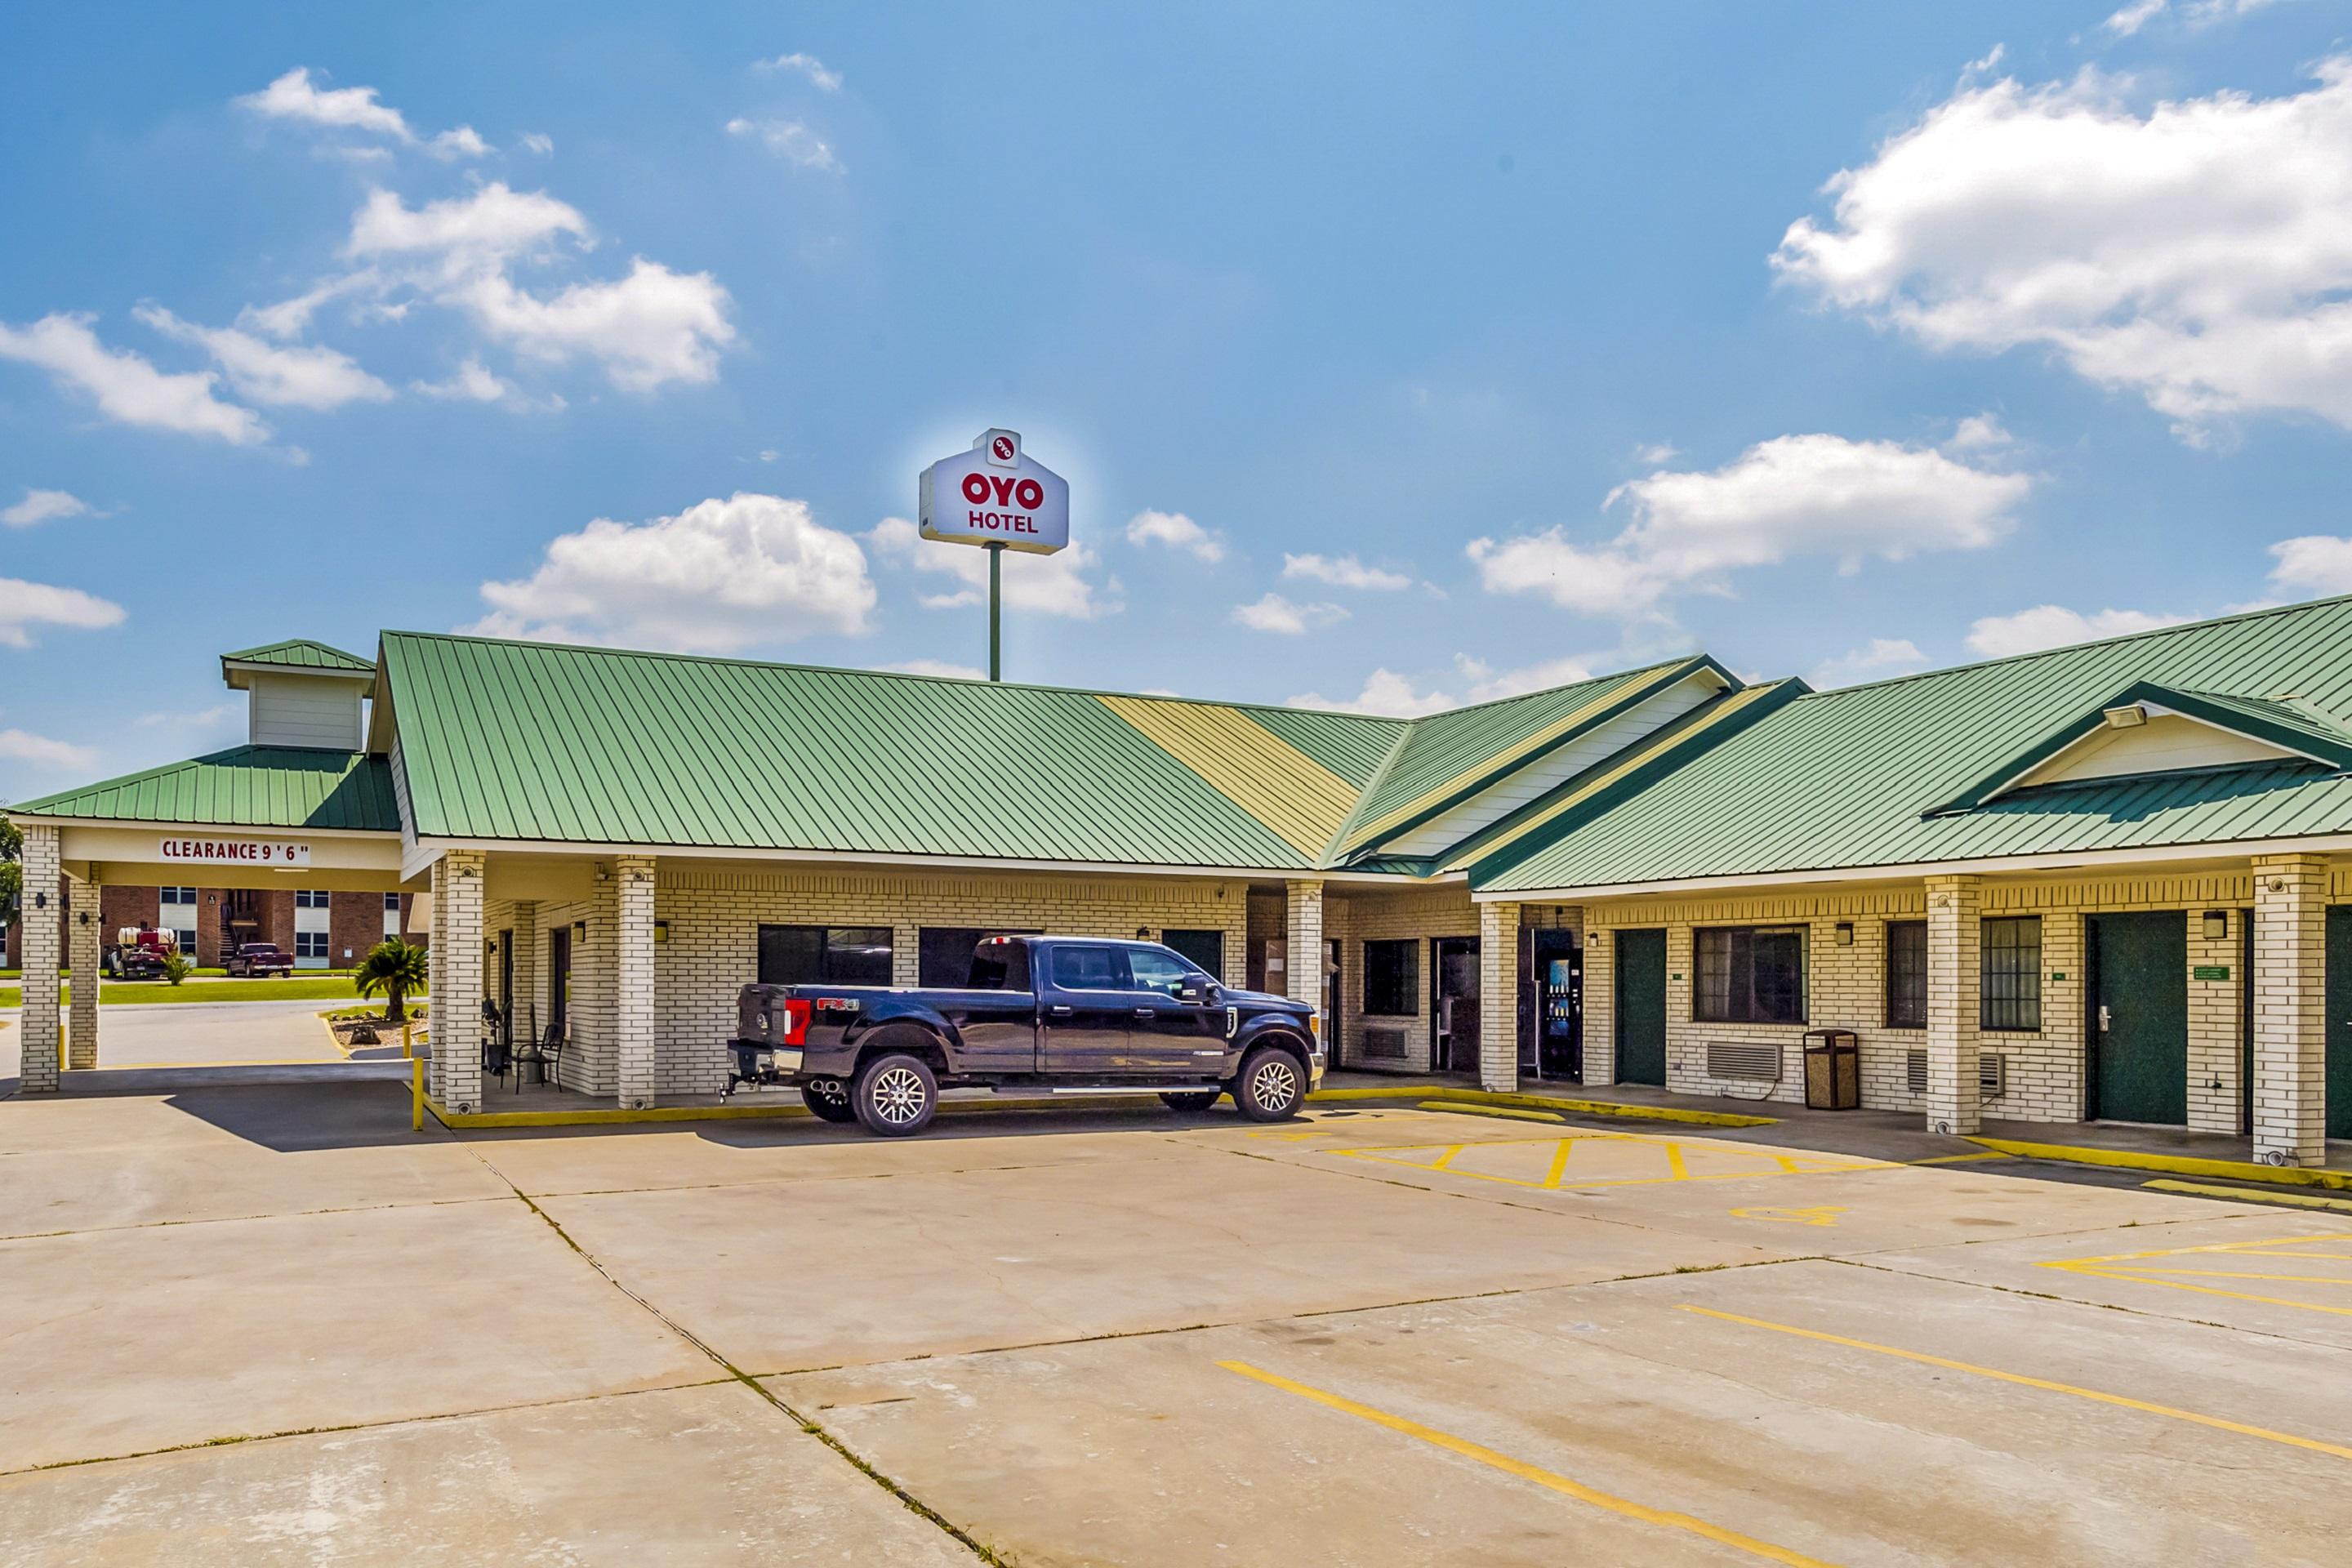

[852,1052,938,1137]
[800,1078,858,1123]
[1232,1045,1305,1122]
[1160,1090,1220,1114]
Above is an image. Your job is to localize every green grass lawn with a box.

[0,978,427,1008]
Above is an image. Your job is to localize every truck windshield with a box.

[966,942,1031,991]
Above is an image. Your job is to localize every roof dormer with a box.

[220,639,376,751]
[1926,680,2352,817]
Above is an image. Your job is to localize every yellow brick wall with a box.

[1581,867,2275,1128]
[1325,885,1477,1073]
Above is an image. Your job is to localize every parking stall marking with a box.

[1217,1360,1840,1567]
[1325,1132,1890,1192]
[1677,1304,2352,1463]
[2038,1231,2352,1321]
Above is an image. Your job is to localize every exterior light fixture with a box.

[2203,910,2228,942]
[1834,922,1854,947]
[2101,704,2149,729]
[33,892,46,910]
[1136,927,1152,940]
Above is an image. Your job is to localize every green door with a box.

[2328,906,2352,1140]
[1615,929,1667,1087]
[2090,911,2187,1125]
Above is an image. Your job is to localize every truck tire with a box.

[1160,1090,1220,1113]
[852,1051,938,1137]
[801,1077,858,1122]
[1232,1044,1306,1122]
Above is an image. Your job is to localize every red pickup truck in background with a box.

[225,942,295,978]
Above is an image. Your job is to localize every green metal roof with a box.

[1330,657,1728,857]
[221,639,374,672]
[6,747,400,831]
[381,632,1391,869]
[1479,596,2352,893]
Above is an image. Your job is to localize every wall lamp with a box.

[1136,926,1152,940]
[2203,910,2229,942]
[1834,921,1854,947]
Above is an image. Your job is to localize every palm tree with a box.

[354,937,430,1022]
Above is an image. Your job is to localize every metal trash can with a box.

[1802,1028,1860,1111]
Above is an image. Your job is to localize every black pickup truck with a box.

[732,934,1322,1135]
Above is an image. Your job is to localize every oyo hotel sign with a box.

[918,429,1069,555]
[159,836,312,867]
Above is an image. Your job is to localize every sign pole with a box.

[987,541,1004,680]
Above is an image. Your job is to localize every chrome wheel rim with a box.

[870,1067,929,1125]
[1250,1059,1298,1113]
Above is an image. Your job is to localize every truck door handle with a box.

[1134,1008,1158,1019]
[1049,1004,1073,1018]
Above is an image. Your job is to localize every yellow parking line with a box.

[1677,1305,2352,1463]
[1218,1361,1838,1566]
[1542,1138,1575,1189]
[1664,1143,1690,1182]
[2051,1266,2352,1321]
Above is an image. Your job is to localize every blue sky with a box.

[7,2,2352,800]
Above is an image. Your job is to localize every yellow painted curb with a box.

[1414,1100,1566,1125]
[1311,1084,1777,1128]
[1966,1136,2352,1192]
[2142,1178,2352,1212]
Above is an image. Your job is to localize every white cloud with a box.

[755,52,844,91]
[1468,433,2028,616]
[1964,604,2193,658]
[472,493,875,654]
[1632,442,1679,466]
[412,357,513,402]
[3,488,91,528]
[1775,60,2352,441]
[238,67,488,158]
[1946,413,2011,451]
[345,186,733,391]
[0,577,127,648]
[521,131,555,156]
[133,305,391,411]
[0,727,98,772]
[0,314,268,445]
[1808,637,1928,688]
[1125,510,1225,562]
[880,659,987,681]
[1281,552,1410,591]
[1232,593,1348,635]
[137,702,238,731]
[2103,0,2168,34]
[869,516,1121,620]
[238,272,383,341]
[2268,535,2352,595]
[1453,653,1598,703]
[726,118,842,172]
[1287,670,1455,718]
[345,183,590,269]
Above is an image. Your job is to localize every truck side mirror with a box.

[1177,976,1214,1006]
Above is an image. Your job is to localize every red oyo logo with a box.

[991,434,1016,462]
[960,470,1045,510]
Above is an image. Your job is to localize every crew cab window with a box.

[920,926,1042,987]
[1127,947,1202,999]
[757,924,893,987]
[1049,943,1126,991]
[965,940,1031,991]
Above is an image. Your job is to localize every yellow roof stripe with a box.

[1343,666,1686,851]
[1098,694,1359,860]
[1438,683,1783,871]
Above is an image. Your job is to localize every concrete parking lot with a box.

[2,1085,2347,1565]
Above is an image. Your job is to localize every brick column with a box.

[1924,875,1982,1135]
[614,856,657,1109]
[2252,853,2328,1166]
[1283,876,1325,1022]
[508,901,540,1045]
[429,850,486,1111]
[16,824,63,1094]
[67,871,101,1071]
[1478,900,1520,1092]
[1582,923,1615,1085]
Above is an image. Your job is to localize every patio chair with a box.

[527,1021,566,1093]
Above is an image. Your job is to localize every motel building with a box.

[7,599,2352,1166]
